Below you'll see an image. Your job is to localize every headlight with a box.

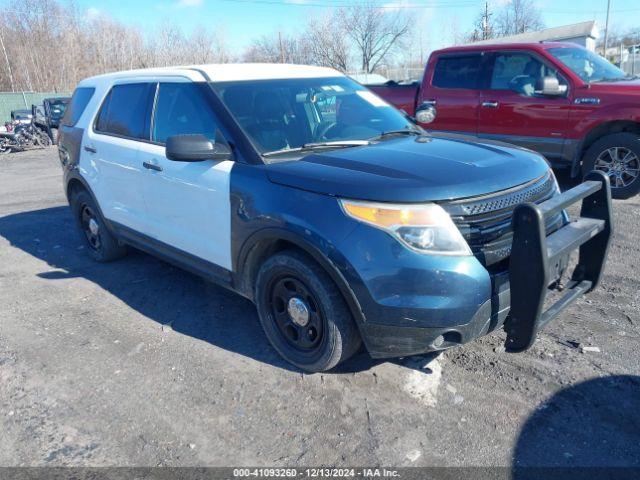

[340,199,471,255]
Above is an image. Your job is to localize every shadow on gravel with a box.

[512,375,640,479]
[0,206,421,374]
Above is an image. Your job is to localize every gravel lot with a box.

[0,148,639,468]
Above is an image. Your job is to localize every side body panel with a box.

[137,140,234,270]
[416,52,480,133]
[366,84,419,116]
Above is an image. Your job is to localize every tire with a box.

[255,250,361,372]
[50,128,59,145]
[70,189,127,262]
[582,132,640,199]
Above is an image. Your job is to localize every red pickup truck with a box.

[370,42,640,199]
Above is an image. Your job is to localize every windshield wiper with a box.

[262,140,370,157]
[369,129,424,141]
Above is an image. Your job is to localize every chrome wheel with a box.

[80,205,101,251]
[595,146,640,189]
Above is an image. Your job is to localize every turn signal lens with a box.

[340,200,471,255]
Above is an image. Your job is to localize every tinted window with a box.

[490,52,564,96]
[95,83,154,139]
[152,83,218,144]
[433,55,482,89]
[61,88,94,127]
[212,77,415,154]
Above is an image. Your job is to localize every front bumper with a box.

[338,171,612,359]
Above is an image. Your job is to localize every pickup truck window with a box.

[212,77,413,155]
[548,47,629,83]
[490,52,561,96]
[152,83,219,144]
[432,54,482,89]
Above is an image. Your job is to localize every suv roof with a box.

[432,41,582,55]
[79,63,343,86]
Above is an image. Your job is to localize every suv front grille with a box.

[442,172,564,266]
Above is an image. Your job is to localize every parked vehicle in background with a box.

[370,42,640,199]
[33,97,70,144]
[0,114,51,153]
[10,109,33,125]
[58,63,611,372]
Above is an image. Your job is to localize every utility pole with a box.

[278,31,285,63]
[603,0,611,56]
[480,1,492,40]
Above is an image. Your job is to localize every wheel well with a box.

[582,121,640,157]
[238,236,365,325]
[239,238,308,299]
[66,178,86,201]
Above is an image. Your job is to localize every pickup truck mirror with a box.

[535,76,567,96]
[166,134,232,162]
[415,102,437,124]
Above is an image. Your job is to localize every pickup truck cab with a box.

[58,64,611,372]
[34,97,70,144]
[370,42,640,199]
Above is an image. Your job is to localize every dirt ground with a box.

[0,148,638,468]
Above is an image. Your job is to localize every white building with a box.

[469,21,599,52]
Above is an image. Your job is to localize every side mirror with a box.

[165,134,232,162]
[535,76,567,96]
[415,102,437,124]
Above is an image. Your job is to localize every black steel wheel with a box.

[255,250,361,372]
[268,276,325,352]
[71,189,127,262]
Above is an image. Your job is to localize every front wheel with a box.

[255,250,361,372]
[583,132,640,199]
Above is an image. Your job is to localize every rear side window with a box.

[62,87,95,127]
[433,54,482,89]
[95,83,155,140]
[152,83,219,144]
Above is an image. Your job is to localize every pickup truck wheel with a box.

[583,133,640,199]
[255,250,361,372]
[71,190,127,262]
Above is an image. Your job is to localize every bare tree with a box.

[495,0,544,36]
[302,14,350,72]
[341,2,412,73]
[243,32,310,64]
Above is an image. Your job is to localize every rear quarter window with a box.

[95,83,155,140]
[432,54,482,89]
[61,87,95,127]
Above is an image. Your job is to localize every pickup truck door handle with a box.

[481,101,499,108]
[143,161,163,172]
[84,146,97,153]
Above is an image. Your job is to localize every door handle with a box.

[143,161,163,172]
[84,146,97,153]
[481,101,499,108]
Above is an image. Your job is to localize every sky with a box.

[69,0,640,51]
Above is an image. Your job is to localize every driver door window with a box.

[152,82,219,144]
[490,53,563,97]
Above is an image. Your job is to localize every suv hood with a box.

[265,134,551,202]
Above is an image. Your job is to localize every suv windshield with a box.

[211,77,417,155]
[547,47,631,83]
